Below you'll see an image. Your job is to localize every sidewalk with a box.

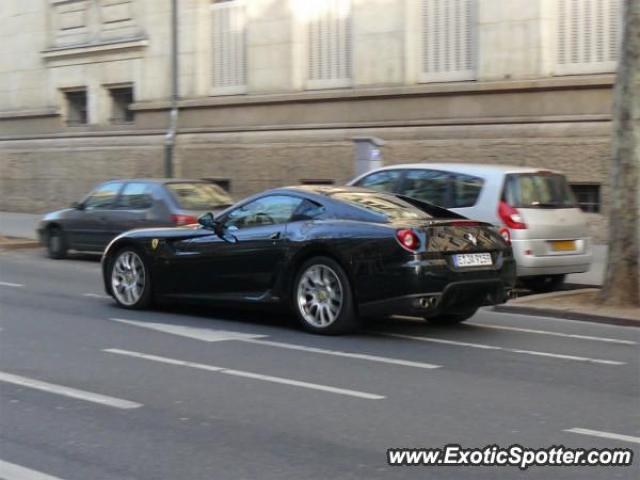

[0,212,41,240]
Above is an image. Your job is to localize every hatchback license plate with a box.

[551,240,576,251]
[453,253,493,268]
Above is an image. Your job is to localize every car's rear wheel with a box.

[521,274,566,293]
[426,307,479,325]
[109,247,152,309]
[293,256,358,335]
[46,226,68,259]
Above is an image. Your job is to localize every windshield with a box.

[503,173,577,209]
[331,191,432,221]
[166,183,233,210]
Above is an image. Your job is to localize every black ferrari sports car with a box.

[102,185,516,334]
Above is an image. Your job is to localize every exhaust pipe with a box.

[419,296,439,309]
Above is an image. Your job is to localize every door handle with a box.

[269,232,281,240]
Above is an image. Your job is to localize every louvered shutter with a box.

[556,0,621,75]
[421,0,475,82]
[211,1,247,94]
[307,0,352,89]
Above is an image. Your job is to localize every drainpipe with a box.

[164,0,178,178]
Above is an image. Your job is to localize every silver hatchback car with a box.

[349,164,592,292]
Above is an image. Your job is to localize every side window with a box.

[450,173,484,208]
[118,183,153,210]
[401,170,451,207]
[225,195,304,229]
[291,199,325,222]
[84,182,123,209]
[355,170,400,192]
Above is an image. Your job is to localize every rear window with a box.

[503,173,577,209]
[166,182,233,210]
[331,191,432,221]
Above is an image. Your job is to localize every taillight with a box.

[498,227,511,245]
[396,229,420,252]
[171,214,197,226]
[498,201,527,229]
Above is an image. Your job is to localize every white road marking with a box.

[383,334,626,366]
[110,318,266,342]
[565,428,640,445]
[238,338,441,369]
[467,322,637,345]
[0,281,23,288]
[104,348,385,400]
[0,460,66,480]
[0,371,142,410]
[82,293,111,300]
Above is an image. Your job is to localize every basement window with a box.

[64,90,87,126]
[109,86,134,124]
[570,184,601,213]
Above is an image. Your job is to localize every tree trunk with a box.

[600,0,640,307]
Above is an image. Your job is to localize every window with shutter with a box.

[420,0,476,83]
[211,0,247,95]
[307,0,352,89]
[556,0,621,75]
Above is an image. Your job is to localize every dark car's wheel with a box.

[293,256,358,335]
[521,274,566,293]
[426,307,479,325]
[46,226,68,259]
[108,247,152,309]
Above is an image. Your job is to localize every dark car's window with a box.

[503,173,577,209]
[166,182,233,210]
[291,199,325,221]
[401,169,451,207]
[225,195,304,229]
[354,170,401,192]
[84,182,123,209]
[331,192,432,221]
[450,173,484,208]
[118,183,153,209]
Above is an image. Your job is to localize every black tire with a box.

[107,247,153,309]
[46,226,68,259]
[426,307,479,325]
[521,274,566,293]
[292,256,359,335]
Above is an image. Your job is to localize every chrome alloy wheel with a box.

[111,251,146,306]
[296,264,343,328]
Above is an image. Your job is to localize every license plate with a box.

[551,240,576,252]
[453,253,493,268]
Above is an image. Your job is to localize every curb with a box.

[0,240,40,250]
[493,305,640,328]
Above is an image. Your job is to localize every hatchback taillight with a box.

[498,227,511,245]
[396,229,420,252]
[498,201,527,229]
[171,214,197,226]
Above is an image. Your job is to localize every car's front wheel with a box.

[426,307,479,325]
[46,226,68,259]
[293,256,358,335]
[108,247,152,309]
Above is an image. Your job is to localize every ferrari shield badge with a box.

[151,238,159,250]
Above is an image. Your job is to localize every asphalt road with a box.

[0,249,638,480]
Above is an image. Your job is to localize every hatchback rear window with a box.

[503,173,577,209]
[331,191,432,221]
[166,183,233,210]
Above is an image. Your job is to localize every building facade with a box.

[0,0,623,240]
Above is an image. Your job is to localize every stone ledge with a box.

[41,37,148,60]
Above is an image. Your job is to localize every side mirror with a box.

[71,201,84,210]
[198,212,216,229]
[198,212,237,244]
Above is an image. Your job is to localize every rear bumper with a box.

[359,279,513,318]
[512,239,593,277]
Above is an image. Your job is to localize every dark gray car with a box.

[37,179,233,258]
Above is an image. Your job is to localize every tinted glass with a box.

[504,173,577,209]
[166,183,233,210]
[450,173,484,208]
[331,192,432,221]
[118,183,153,209]
[225,195,304,229]
[401,169,451,207]
[84,182,123,209]
[355,170,400,192]
[291,199,325,221]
